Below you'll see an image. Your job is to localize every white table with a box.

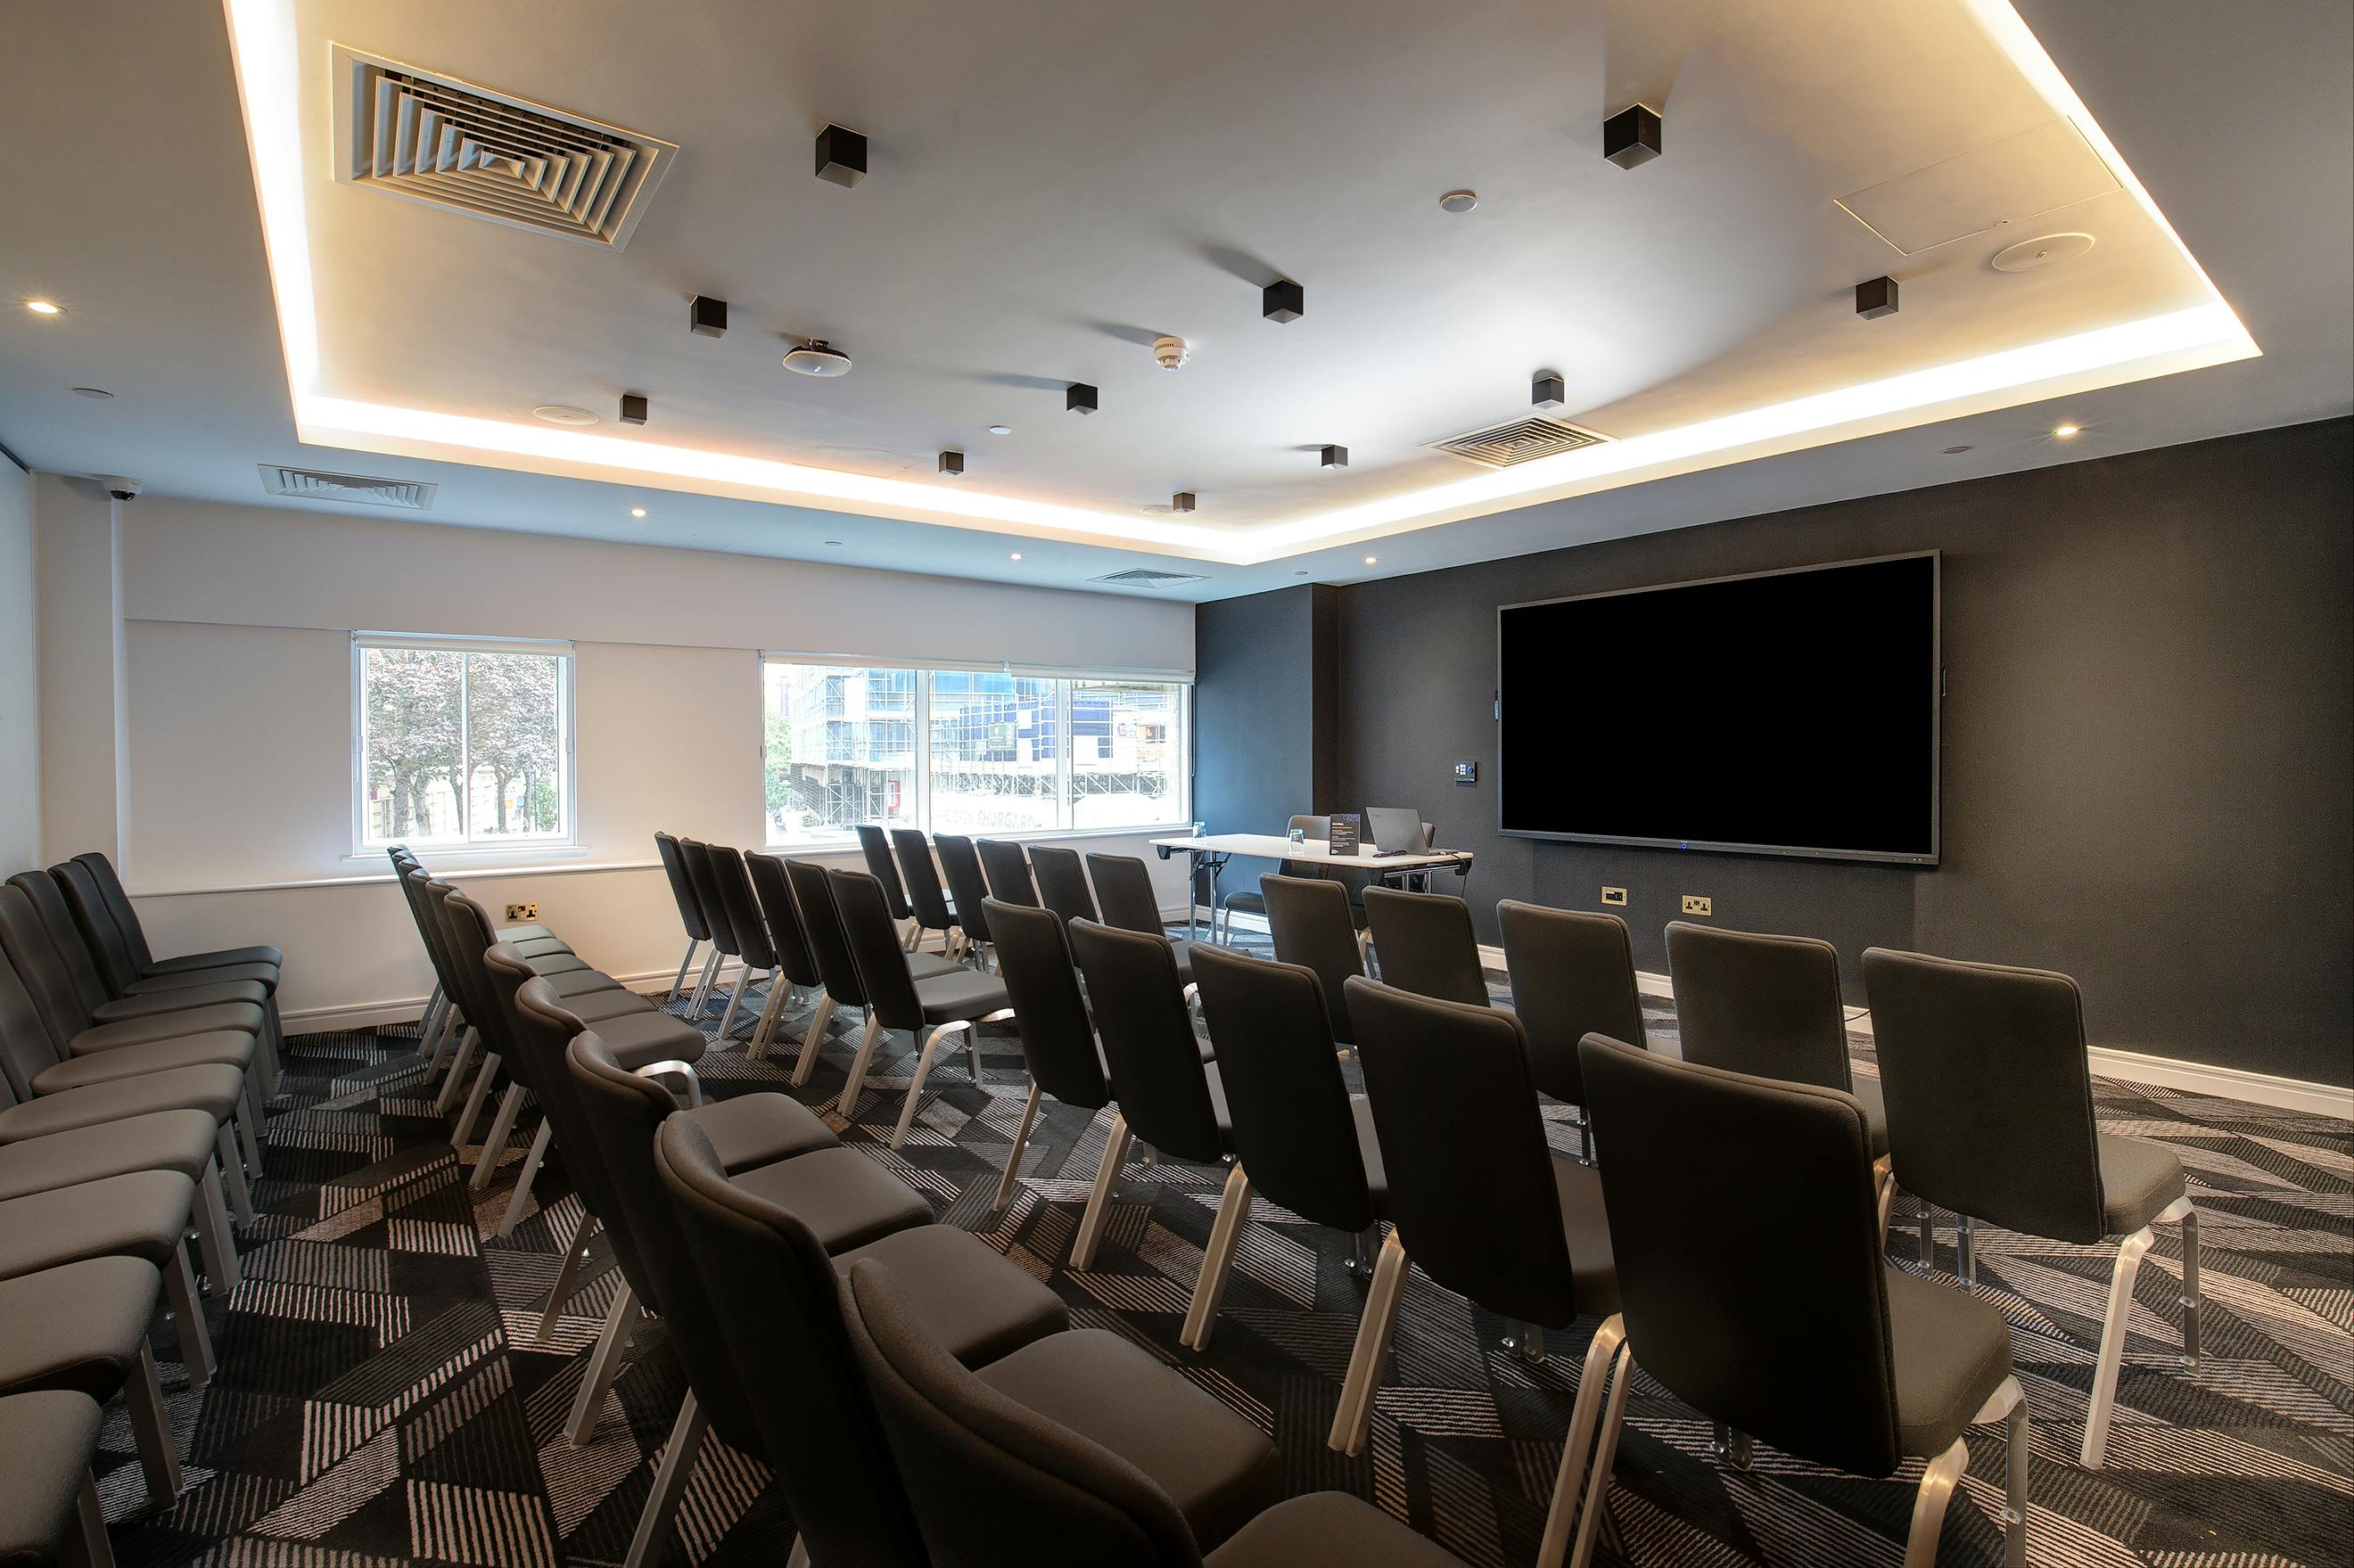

[1150,833,1474,939]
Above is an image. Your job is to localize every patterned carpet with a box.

[90,951,2353,1568]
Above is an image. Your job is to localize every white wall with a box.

[35,474,125,863]
[45,494,1196,1025]
[0,461,35,870]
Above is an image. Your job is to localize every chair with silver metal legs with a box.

[1666,921,1897,1234]
[0,1389,119,1568]
[1030,845,1100,928]
[859,824,923,948]
[743,851,827,1061]
[1360,886,1488,1006]
[0,1259,190,1516]
[980,899,1114,1215]
[1181,943,1386,1350]
[934,835,996,969]
[1085,853,1195,986]
[706,845,781,1043]
[975,838,1040,907]
[1065,919,1230,1270]
[781,859,967,1092]
[1576,1033,2029,1568]
[1498,902,1647,1161]
[891,830,965,957]
[1331,979,1617,1568]
[1863,945,2199,1471]
[1214,814,1329,943]
[1261,874,1368,1046]
[653,832,711,1005]
[826,868,1015,1146]
[675,840,740,1019]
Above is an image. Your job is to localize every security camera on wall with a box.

[96,475,143,500]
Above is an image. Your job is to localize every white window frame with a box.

[351,632,580,855]
[759,653,1193,848]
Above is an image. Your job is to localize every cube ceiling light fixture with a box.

[1263,279,1305,323]
[1856,276,1901,319]
[815,123,868,187]
[1602,103,1662,168]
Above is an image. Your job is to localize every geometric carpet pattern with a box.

[92,958,2352,1567]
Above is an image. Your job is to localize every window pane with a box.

[464,652,568,841]
[927,671,1061,835]
[765,662,918,843]
[359,647,465,844]
[1068,679,1184,829]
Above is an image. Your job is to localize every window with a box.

[356,636,574,849]
[762,658,1189,844]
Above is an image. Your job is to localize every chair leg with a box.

[837,1015,888,1116]
[2081,1223,2154,1469]
[1566,1336,1636,1568]
[162,1240,216,1389]
[433,1028,480,1114]
[451,1052,503,1149]
[1331,1228,1411,1457]
[625,1394,710,1568]
[789,995,837,1087]
[1956,1214,1977,1289]
[1538,1313,1626,1568]
[471,1082,528,1191]
[1181,1162,1252,1350]
[1918,1201,1936,1270]
[748,979,792,1060]
[235,1103,265,1177]
[193,1156,241,1294]
[421,1005,458,1082]
[216,1122,257,1228]
[891,1022,968,1148]
[68,1472,114,1568]
[1987,1376,2031,1568]
[122,1342,184,1508]
[1903,1437,1972,1568]
[538,1208,600,1342]
[668,940,700,1002]
[1070,1113,1135,1269]
[687,949,722,1018]
[566,1279,642,1445]
[2165,1194,2201,1367]
[498,1121,555,1239]
[1874,1154,1896,1245]
[715,971,749,1041]
[993,1080,1044,1213]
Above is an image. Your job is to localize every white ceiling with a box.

[0,0,2346,602]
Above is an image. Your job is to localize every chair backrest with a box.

[1664,923,1853,1092]
[1189,943,1372,1233]
[678,840,739,958]
[1345,977,1578,1326]
[654,831,711,942]
[708,845,778,971]
[654,1119,932,1568]
[4,872,117,1019]
[1260,874,1363,1045]
[0,882,100,1049]
[1362,887,1488,1007]
[560,1030,687,1315]
[984,899,1110,1111]
[440,891,525,1081]
[1498,902,1647,1106]
[1067,921,1222,1163]
[72,852,154,971]
[1271,813,1332,879]
[1084,854,1164,937]
[403,869,465,1000]
[1030,846,1099,926]
[423,877,497,1039]
[49,861,142,995]
[891,830,957,932]
[827,868,924,1030]
[745,851,821,987]
[858,825,916,921]
[785,858,870,1007]
[841,1258,1203,1568]
[0,948,70,1099]
[1862,947,2109,1244]
[509,977,632,1236]
[1577,1034,1904,1477]
[975,839,1039,907]
[934,836,993,946]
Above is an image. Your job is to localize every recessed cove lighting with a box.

[2053,423,2081,438]
[1438,190,1477,214]
[70,387,114,400]
[629,506,648,518]
[23,300,63,316]
[532,404,599,426]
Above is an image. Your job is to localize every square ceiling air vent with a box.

[259,464,439,511]
[1091,568,1211,587]
[1430,416,1610,469]
[331,45,679,249]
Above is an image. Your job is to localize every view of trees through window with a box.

[762,661,1185,843]
[358,644,572,846]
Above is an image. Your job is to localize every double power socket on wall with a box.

[505,902,540,922]
[1598,887,1715,918]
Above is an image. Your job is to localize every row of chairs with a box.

[0,853,284,1568]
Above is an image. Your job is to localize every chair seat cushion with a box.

[0,1257,162,1400]
[0,1112,220,1201]
[128,962,279,995]
[0,1170,198,1277]
[33,1030,254,1094]
[912,969,1011,1026]
[528,954,593,976]
[0,1390,103,1564]
[2099,1133,2187,1236]
[909,952,965,981]
[92,980,268,1019]
[531,967,631,1000]
[69,1004,262,1053]
[147,944,282,973]
[508,937,573,959]
[1549,1153,1621,1319]
[834,1225,1066,1367]
[683,1092,839,1170]
[1207,1492,1463,1568]
[1884,1267,2015,1458]
[555,988,659,1025]
[977,1328,1282,1554]
[579,1010,707,1071]
[0,1066,243,1143]
[495,925,554,943]
[728,1148,932,1252]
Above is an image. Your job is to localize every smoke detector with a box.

[783,340,852,376]
[1153,335,1189,370]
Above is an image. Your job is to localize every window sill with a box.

[761,822,1196,854]
[346,843,588,866]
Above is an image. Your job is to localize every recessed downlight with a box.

[1009,553,1024,561]
[986,424,1012,436]
[1364,555,1379,564]
[823,539,844,547]
[532,404,598,426]
[23,300,63,316]
[2053,423,2081,438]
[1438,190,1477,214]
[1992,232,2095,273]
[629,506,648,518]
[70,387,114,400]
[1942,444,1973,455]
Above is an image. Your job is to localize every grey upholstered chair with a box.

[675,839,741,1018]
[983,898,1114,1214]
[780,858,966,1089]
[1030,844,1100,926]
[1863,945,2199,1470]
[1087,852,1194,984]
[859,823,921,946]
[0,1389,116,1568]
[652,831,711,1002]
[1182,943,1386,1348]
[975,838,1040,907]
[0,1259,183,1515]
[743,850,827,1060]
[1576,1034,2029,1568]
[1498,901,1647,1159]
[1361,887,1488,1006]
[934,834,996,965]
[1214,813,1329,941]
[1665,921,1896,1230]
[1259,873,1367,1045]
[891,830,965,957]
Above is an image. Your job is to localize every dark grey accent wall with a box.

[1294,418,2349,1087]
[1194,584,1339,902]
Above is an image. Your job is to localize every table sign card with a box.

[1329,812,1362,856]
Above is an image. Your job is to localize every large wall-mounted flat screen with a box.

[1497,553,1940,863]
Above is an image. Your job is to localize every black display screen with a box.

[1497,553,1939,862]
